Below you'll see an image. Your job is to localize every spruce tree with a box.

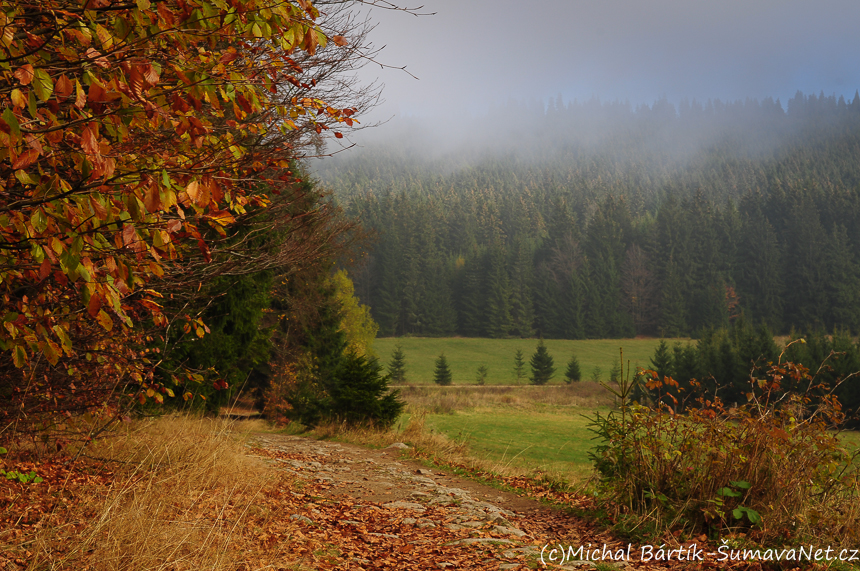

[529,340,555,385]
[433,353,453,386]
[388,344,407,384]
[476,365,488,385]
[649,340,674,381]
[327,352,404,428]
[564,354,582,384]
[513,349,526,383]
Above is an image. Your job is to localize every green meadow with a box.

[415,403,860,484]
[424,406,604,481]
[374,336,680,385]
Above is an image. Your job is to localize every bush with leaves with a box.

[588,347,860,548]
[0,0,360,433]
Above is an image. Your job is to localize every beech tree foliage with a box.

[0,0,360,430]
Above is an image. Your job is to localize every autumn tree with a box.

[0,0,362,433]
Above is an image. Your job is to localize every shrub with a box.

[588,347,860,548]
[476,365,489,386]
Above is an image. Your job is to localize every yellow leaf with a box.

[96,309,113,331]
[10,89,26,109]
[186,180,200,203]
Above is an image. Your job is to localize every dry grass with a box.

[22,415,270,571]
[398,382,612,415]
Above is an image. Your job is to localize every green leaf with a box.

[28,89,38,118]
[12,345,27,368]
[31,209,47,233]
[15,170,37,186]
[730,480,751,489]
[1,108,20,138]
[32,69,54,102]
[0,447,7,454]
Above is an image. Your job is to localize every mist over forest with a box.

[312,91,860,340]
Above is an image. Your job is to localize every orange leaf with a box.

[12,148,39,170]
[88,82,107,103]
[39,259,51,280]
[81,124,100,157]
[141,63,159,85]
[90,196,108,219]
[185,180,200,203]
[74,80,86,109]
[144,184,162,213]
[122,224,136,246]
[332,35,348,46]
[14,64,34,85]
[87,292,102,318]
[55,74,73,98]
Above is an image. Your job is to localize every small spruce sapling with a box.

[513,349,526,383]
[388,344,407,384]
[476,364,489,385]
[564,354,582,384]
[529,339,555,385]
[433,353,453,386]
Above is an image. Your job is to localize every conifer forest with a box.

[316,92,860,340]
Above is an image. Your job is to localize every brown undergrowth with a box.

[397,382,611,415]
[1,416,273,571]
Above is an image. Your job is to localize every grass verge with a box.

[2,415,271,571]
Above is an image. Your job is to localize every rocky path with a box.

[246,433,640,570]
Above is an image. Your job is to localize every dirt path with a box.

[246,433,645,570]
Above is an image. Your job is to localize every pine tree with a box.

[529,340,555,385]
[388,344,407,384]
[564,354,582,384]
[327,352,404,428]
[475,365,488,386]
[513,349,526,383]
[649,340,674,381]
[433,353,453,386]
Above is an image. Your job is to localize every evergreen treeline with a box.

[640,321,860,426]
[317,92,860,338]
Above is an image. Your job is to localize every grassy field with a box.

[423,407,604,481]
[374,337,682,385]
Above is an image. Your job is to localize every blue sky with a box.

[350,0,860,120]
